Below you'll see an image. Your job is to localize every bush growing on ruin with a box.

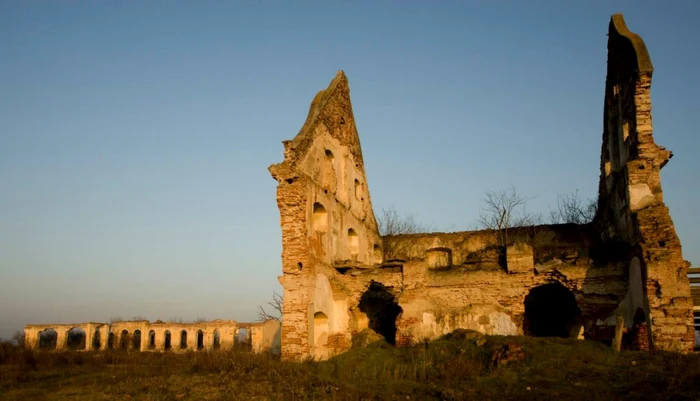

[548,190,597,225]
[258,291,283,322]
[377,206,430,261]
[478,185,542,245]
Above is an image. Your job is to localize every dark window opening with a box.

[358,281,403,345]
[66,328,86,350]
[164,331,172,351]
[148,330,156,350]
[523,282,582,338]
[39,329,57,350]
[92,329,101,349]
[180,330,188,349]
[132,330,142,350]
[213,330,221,349]
[197,330,204,350]
[334,266,352,275]
[119,329,130,349]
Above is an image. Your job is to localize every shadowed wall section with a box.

[594,14,694,352]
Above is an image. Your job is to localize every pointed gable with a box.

[280,70,367,172]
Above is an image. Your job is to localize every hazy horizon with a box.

[2,0,699,338]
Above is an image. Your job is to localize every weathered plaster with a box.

[269,14,692,360]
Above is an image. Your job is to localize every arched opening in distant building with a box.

[164,331,172,351]
[119,330,130,349]
[179,330,188,349]
[66,327,86,350]
[197,330,204,350]
[213,329,221,350]
[132,330,142,350]
[39,329,57,350]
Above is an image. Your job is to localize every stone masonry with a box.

[268,14,694,361]
[594,14,694,352]
[24,319,281,354]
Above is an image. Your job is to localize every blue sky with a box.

[1,1,698,338]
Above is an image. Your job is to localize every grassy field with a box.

[1,332,699,400]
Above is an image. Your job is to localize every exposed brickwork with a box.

[269,14,691,361]
[596,14,694,352]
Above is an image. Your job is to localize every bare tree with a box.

[11,331,25,348]
[377,206,430,261]
[258,291,283,322]
[549,190,597,225]
[478,185,541,245]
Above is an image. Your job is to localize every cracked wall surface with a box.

[269,14,693,361]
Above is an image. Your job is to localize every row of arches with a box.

[35,327,245,351]
[322,281,597,356]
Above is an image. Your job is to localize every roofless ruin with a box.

[23,14,693,359]
[268,14,695,361]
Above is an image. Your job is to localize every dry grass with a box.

[1,334,700,400]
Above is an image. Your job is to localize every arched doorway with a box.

[39,329,57,350]
[523,282,582,338]
[358,281,403,345]
[213,330,221,350]
[148,330,156,350]
[179,330,188,349]
[196,330,204,350]
[66,328,86,350]
[132,330,142,350]
[164,331,172,351]
[92,328,102,350]
[119,330,130,349]
[313,311,329,359]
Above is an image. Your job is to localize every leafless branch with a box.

[549,190,597,225]
[478,185,541,245]
[11,331,25,348]
[377,207,430,261]
[258,291,283,322]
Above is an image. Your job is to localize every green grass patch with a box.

[1,333,699,400]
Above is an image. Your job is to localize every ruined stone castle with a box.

[268,14,695,361]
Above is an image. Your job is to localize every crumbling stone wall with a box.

[268,72,630,361]
[362,225,628,346]
[269,71,383,360]
[595,14,694,352]
[267,14,692,361]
